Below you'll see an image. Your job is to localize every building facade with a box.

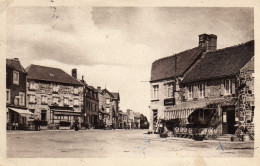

[118,110,128,129]
[149,34,210,130]
[6,58,32,130]
[154,37,254,136]
[98,87,120,128]
[81,78,99,128]
[26,65,84,127]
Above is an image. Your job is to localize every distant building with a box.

[118,110,128,129]
[26,65,84,126]
[6,58,32,130]
[97,87,120,128]
[127,109,134,129]
[81,77,99,128]
[133,112,141,129]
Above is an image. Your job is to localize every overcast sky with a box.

[6,7,253,118]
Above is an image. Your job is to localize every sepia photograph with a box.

[1,0,258,163]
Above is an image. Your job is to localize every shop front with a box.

[7,107,33,130]
[163,97,237,138]
[50,109,82,128]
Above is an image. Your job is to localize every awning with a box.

[164,97,237,120]
[52,109,82,116]
[8,107,33,115]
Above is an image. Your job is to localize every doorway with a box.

[222,106,235,134]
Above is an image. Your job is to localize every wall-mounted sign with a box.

[164,98,175,106]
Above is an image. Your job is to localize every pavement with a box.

[6,129,254,158]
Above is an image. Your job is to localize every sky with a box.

[6,7,253,118]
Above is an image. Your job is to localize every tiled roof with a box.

[6,59,27,73]
[150,47,203,82]
[26,64,83,86]
[182,40,254,83]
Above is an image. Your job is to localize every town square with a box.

[3,4,257,162]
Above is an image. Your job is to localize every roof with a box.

[26,64,83,86]
[183,40,254,83]
[6,59,27,73]
[150,47,203,82]
[111,92,120,100]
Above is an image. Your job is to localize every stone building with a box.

[26,65,84,126]
[149,34,211,130]
[6,58,32,130]
[81,77,99,128]
[98,87,120,128]
[118,110,128,129]
[163,40,254,135]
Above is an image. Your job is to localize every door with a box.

[222,107,235,134]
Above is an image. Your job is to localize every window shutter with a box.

[205,82,208,97]
[231,78,236,95]
[184,87,188,100]
[150,85,153,100]
[220,79,224,96]
[193,85,198,98]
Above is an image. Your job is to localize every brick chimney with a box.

[72,68,77,79]
[97,86,101,91]
[199,34,217,51]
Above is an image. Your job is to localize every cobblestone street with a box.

[7,130,254,158]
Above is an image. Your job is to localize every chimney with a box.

[97,86,101,91]
[199,34,217,51]
[13,58,19,61]
[72,68,77,79]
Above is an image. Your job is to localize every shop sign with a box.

[164,98,175,106]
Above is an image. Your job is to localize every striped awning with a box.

[164,97,237,120]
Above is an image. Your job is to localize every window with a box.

[29,109,35,113]
[74,87,79,94]
[106,107,110,113]
[73,98,79,106]
[6,89,11,103]
[167,83,174,98]
[41,110,47,121]
[198,83,205,98]
[53,97,59,104]
[106,98,110,104]
[152,85,159,99]
[29,81,37,90]
[188,85,193,99]
[224,79,231,95]
[41,95,48,104]
[29,95,36,103]
[19,92,25,106]
[64,97,69,106]
[53,84,59,92]
[13,70,19,85]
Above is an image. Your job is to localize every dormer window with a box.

[53,97,59,105]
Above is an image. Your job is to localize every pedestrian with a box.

[74,117,79,131]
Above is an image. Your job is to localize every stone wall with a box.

[236,57,254,134]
